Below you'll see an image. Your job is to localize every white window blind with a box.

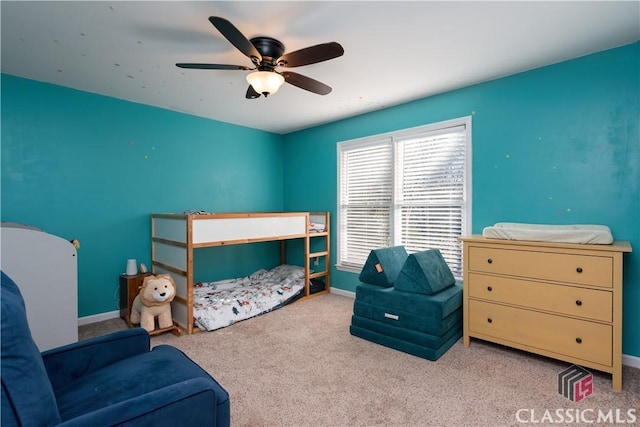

[337,117,471,278]
[338,139,393,269]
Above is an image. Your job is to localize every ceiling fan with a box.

[176,16,344,99]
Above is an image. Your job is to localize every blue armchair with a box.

[1,271,230,427]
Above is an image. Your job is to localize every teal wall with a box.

[283,42,640,356]
[1,75,285,317]
[2,42,638,357]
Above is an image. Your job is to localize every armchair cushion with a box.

[58,377,222,427]
[43,328,150,391]
[54,345,229,425]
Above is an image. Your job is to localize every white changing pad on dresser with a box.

[482,222,613,244]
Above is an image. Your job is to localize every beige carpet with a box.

[80,294,640,427]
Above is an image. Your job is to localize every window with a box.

[337,117,471,278]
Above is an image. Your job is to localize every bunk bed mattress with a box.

[193,264,305,331]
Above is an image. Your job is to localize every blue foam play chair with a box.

[1,271,230,427]
[350,246,463,361]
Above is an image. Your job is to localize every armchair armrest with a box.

[58,378,229,427]
[43,328,150,390]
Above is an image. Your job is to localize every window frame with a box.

[336,116,472,279]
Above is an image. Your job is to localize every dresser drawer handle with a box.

[576,267,583,273]
[487,318,493,323]
[575,300,582,306]
[576,337,582,344]
[487,259,493,264]
[487,286,493,291]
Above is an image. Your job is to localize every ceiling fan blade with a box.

[246,85,261,99]
[278,42,344,67]
[282,71,332,95]
[176,63,252,70]
[208,16,262,63]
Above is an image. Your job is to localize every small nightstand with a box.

[119,273,150,328]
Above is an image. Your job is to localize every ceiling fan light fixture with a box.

[178,17,342,98]
[246,71,285,96]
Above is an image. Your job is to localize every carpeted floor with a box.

[80,294,640,427]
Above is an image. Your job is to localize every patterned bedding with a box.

[193,264,305,331]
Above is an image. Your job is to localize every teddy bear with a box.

[130,274,176,332]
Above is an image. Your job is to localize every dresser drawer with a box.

[468,247,613,287]
[468,300,612,366]
[468,273,612,322]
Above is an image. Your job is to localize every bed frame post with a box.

[185,215,194,335]
[304,213,311,297]
[307,212,331,297]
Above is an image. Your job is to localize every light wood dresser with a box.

[460,235,631,391]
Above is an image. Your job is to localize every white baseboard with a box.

[623,354,640,369]
[78,289,640,370]
[330,287,355,298]
[78,309,121,326]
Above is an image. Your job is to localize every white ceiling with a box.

[2,1,638,134]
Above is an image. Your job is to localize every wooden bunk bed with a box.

[151,212,330,334]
